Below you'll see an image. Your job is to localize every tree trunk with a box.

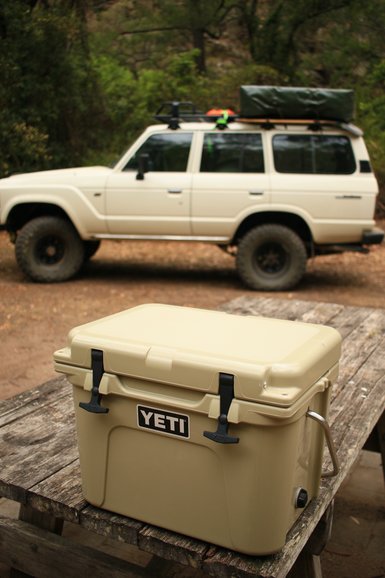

[192,27,206,73]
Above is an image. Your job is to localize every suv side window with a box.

[123,133,192,172]
[200,133,264,173]
[273,134,356,174]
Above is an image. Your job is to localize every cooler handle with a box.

[79,349,109,414]
[203,373,239,444]
[306,410,339,478]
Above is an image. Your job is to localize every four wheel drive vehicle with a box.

[0,86,383,290]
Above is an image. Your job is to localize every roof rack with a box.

[237,117,363,136]
[154,102,363,136]
[155,102,202,129]
[154,101,238,130]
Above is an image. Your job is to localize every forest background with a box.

[1,0,385,213]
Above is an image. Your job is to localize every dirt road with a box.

[1,228,384,399]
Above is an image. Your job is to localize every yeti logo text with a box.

[137,405,189,438]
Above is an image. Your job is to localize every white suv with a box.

[0,101,382,290]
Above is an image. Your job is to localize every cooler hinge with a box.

[79,349,109,414]
[203,373,239,444]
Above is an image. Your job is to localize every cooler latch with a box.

[203,373,239,444]
[79,349,109,414]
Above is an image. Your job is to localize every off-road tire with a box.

[15,216,85,283]
[236,224,307,291]
[83,240,101,261]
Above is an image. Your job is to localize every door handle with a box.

[249,190,264,196]
[168,189,182,194]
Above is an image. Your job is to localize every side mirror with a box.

[136,153,150,180]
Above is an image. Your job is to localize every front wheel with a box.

[236,224,307,291]
[15,216,85,282]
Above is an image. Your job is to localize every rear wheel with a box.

[236,224,307,291]
[15,216,85,282]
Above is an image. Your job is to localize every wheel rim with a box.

[35,235,65,265]
[253,242,289,276]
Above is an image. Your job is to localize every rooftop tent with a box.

[239,86,355,123]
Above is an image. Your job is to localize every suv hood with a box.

[2,166,112,184]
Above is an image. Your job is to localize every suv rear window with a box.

[273,134,356,174]
[124,133,192,172]
[200,133,264,173]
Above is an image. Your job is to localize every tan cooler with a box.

[54,304,341,555]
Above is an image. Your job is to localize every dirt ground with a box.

[1,224,385,400]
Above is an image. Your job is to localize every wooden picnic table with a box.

[0,297,384,578]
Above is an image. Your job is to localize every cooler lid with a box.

[54,304,341,407]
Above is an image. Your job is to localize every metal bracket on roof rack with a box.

[203,373,239,444]
[79,349,109,414]
[154,101,202,130]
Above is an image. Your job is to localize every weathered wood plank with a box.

[26,460,85,524]
[0,516,150,578]
[333,308,385,393]
[329,331,385,430]
[221,295,373,339]
[80,505,144,547]
[0,376,70,428]
[328,353,385,460]
[220,296,318,321]
[299,301,344,326]
[138,525,209,569]
[0,391,78,502]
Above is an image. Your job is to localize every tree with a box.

[92,0,237,74]
[235,0,361,80]
[0,0,104,176]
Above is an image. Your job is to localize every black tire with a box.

[83,240,101,261]
[236,224,307,291]
[15,216,85,283]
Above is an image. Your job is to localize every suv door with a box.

[191,131,270,238]
[106,132,193,235]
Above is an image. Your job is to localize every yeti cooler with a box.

[54,304,341,555]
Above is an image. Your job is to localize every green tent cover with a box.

[240,86,355,123]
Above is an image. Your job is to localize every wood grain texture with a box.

[0,516,149,578]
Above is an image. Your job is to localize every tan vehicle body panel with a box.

[0,122,379,245]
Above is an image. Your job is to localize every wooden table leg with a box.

[287,502,334,578]
[10,504,64,578]
[377,411,385,482]
[364,409,385,483]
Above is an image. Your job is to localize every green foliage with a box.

[1,0,385,213]
[0,0,103,176]
[356,60,385,212]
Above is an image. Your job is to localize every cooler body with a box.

[54,304,341,555]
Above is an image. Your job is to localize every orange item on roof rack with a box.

[206,108,236,116]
